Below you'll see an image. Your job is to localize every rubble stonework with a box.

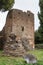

[3,9,34,56]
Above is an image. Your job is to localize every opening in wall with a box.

[21,26,24,31]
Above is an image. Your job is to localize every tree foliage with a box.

[38,0,43,43]
[35,0,43,44]
[35,30,42,44]
[0,0,15,11]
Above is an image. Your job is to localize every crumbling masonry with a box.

[1,9,34,56]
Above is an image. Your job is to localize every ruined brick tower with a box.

[4,9,34,56]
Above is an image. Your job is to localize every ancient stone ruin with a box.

[0,9,34,56]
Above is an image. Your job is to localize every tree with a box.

[35,30,41,44]
[38,0,43,43]
[0,0,15,11]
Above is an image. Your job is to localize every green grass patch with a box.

[28,49,43,60]
[0,49,43,65]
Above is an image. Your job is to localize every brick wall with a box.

[3,9,34,56]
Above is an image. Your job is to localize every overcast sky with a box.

[0,0,40,31]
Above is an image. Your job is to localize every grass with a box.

[28,49,43,60]
[0,49,43,65]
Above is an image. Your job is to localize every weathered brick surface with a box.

[3,9,34,56]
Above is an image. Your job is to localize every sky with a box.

[0,0,40,31]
